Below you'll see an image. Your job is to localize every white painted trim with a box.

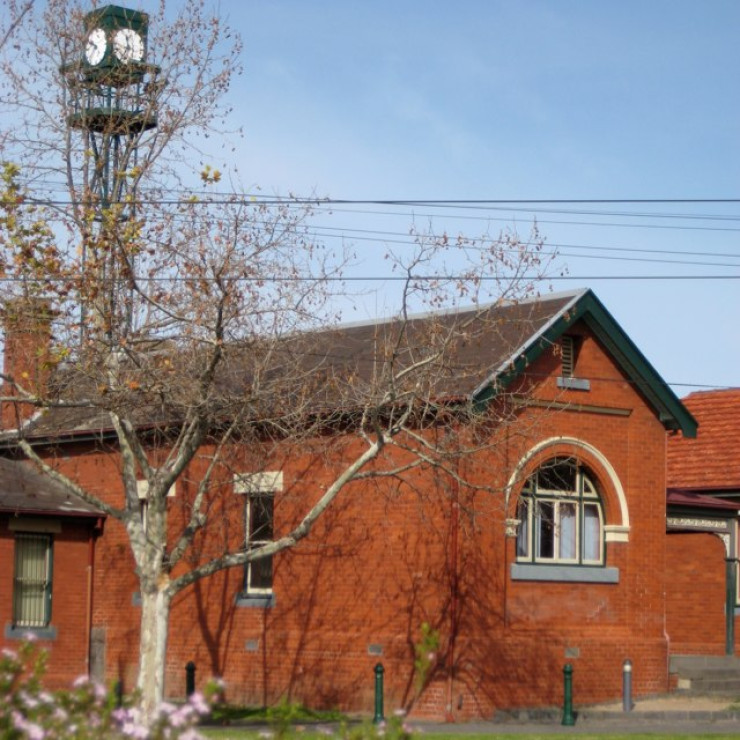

[507,436,630,538]
[604,525,630,543]
[137,480,176,499]
[234,472,284,494]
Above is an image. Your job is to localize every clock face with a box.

[113,28,144,63]
[85,28,107,65]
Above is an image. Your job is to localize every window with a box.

[234,473,282,597]
[245,492,273,593]
[137,480,176,535]
[13,533,53,628]
[516,458,604,566]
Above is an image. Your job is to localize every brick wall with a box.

[666,531,732,655]
[0,516,95,687]
[10,318,680,718]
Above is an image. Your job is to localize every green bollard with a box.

[186,661,196,697]
[373,663,385,724]
[562,663,575,726]
[113,679,123,708]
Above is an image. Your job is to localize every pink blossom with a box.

[121,720,149,739]
[178,729,205,740]
[11,710,45,740]
[170,704,195,727]
[19,689,39,709]
[159,700,177,716]
[187,691,209,715]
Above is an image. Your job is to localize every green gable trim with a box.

[473,290,697,438]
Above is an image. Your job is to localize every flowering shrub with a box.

[0,638,209,739]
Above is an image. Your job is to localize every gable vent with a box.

[561,336,575,377]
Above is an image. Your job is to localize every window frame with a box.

[244,491,274,595]
[13,533,53,629]
[234,472,282,598]
[516,459,605,567]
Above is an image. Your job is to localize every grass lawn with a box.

[201,731,740,740]
[200,703,740,740]
[201,728,738,740]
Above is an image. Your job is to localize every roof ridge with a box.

[329,287,590,332]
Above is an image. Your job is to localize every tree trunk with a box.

[137,583,172,725]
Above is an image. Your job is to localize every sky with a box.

[9,0,740,395]
[204,0,740,396]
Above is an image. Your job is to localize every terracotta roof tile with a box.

[667,389,740,491]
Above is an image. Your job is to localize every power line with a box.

[0,273,738,284]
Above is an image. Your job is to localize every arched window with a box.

[516,458,604,565]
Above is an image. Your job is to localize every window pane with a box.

[536,501,554,559]
[521,460,604,567]
[249,554,273,591]
[516,499,530,559]
[559,503,577,560]
[14,534,51,628]
[537,460,576,492]
[582,475,598,498]
[583,504,601,561]
[246,494,274,592]
[250,495,273,541]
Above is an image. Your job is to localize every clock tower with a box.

[63,5,159,214]
[62,5,161,337]
[83,5,148,75]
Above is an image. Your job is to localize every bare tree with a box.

[0,0,556,725]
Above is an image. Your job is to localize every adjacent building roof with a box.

[667,490,740,512]
[667,389,740,492]
[0,457,103,517]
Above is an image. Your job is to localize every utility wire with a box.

[0,274,738,284]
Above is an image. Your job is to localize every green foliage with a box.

[266,698,305,739]
[340,713,414,740]
[0,162,62,302]
[413,622,440,692]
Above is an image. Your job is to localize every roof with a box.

[667,389,740,491]
[471,288,696,437]
[0,457,104,517]
[667,489,740,512]
[3,288,696,441]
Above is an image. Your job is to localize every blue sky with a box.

[125,2,740,392]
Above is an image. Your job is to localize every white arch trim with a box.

[506,436,630,543]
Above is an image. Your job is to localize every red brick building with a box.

[0,457,104,686]
[667,389,740,659]
[0,288,702,718]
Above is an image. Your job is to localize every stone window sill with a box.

[235,593,275,608]
[5,624,58,640]
[511,563,619,583]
